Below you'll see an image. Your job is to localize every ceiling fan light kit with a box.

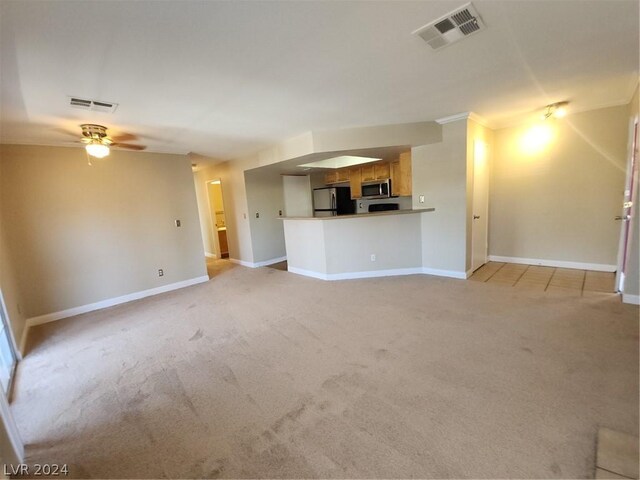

[78,123,145,159]
[541,101,569,120]
[85,140,110,158]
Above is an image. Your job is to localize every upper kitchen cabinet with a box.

[360,162,390,183]
[325,168,350,184]
[391,152,412,196]
[349,167,362,199]
[324,171,338,184]
[375,162,390,180]
[361,164,375,182]
[336,168,350,183]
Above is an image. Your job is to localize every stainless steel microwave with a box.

[361,179,391,199]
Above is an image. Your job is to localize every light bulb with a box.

[86,142,110,158]
[553,106,567,118]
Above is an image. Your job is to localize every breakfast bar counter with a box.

[281,208,435,280]
[283,208,434,221]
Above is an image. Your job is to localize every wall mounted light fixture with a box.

[542,101,569,120]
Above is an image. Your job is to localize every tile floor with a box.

[470,262,617,296]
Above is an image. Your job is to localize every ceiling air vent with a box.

[68,96,118,114]
[413,2,485,51]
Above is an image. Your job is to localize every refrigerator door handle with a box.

[331,192,336,211]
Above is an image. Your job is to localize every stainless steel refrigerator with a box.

[313,187,355,217]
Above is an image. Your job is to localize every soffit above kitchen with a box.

[0,1,637,160]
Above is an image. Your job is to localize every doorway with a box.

[471,140,490,272]
[0,291,18,395]
[615,118,638,292]
[207,180,229,259]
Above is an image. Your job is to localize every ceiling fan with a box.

[78,124,146,159]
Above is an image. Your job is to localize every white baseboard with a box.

[422,267,468,279]
[290,266,425,281]
[230,256,287,268]
[622,294,640,305]
[205,252,217,259]
[21,276,210,345]
[255,256,287,267]
[229,258,253,267]
[287,266,328,280]
[488,255,617,272]
[328,267,423,281]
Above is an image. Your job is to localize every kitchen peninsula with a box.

[282,208,435,280]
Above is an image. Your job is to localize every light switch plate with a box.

[419,195,425,203]
[175,219,181,227]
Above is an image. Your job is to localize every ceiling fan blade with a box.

[51,127,80,138]
[112,143,146,151]
[110,133,138,142]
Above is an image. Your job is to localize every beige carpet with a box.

[13,261,639,478]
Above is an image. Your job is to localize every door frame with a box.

[471,139,490,272]
[0,386,23,464]
[615,116,638,292]
[0,290,20,396]
[206,178,229,259]
[0,291,20,363]
[0,289,23,464]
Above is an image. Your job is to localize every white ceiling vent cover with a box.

[68,96,118,114]
[413,3,485,51]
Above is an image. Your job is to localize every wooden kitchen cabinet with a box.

[218,229,229,258]
[325,168,350,184]
[374,162,390,180]
[335,168,350,183]
[361,164,375,182]
[391,161,400,195]
[324,171,338,184]
[391,152,412,196]
[362,162,390,182]
[349,167,362,199]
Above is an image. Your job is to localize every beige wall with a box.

[284,212,425,278]
[244,169,286,263]
[312,121,442,153]
[323,213,422,274]
[490,105,629,267]
[283,220,326,274]
[624,87,639,299]
[283,175,313,218]
[0,145,206,324]
[412,120,469,274]
[0,158,26,349]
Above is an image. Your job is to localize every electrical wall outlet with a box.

[175,219,181,227]
[158,269,164,277]
[370,254,376,262]
[419,195,425,203]
[279,210,282,216]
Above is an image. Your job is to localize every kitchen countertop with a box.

[282,208,435,220]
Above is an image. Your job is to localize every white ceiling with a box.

[1,1,638,160]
